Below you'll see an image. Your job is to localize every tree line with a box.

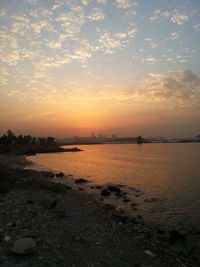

[0,130,56,146]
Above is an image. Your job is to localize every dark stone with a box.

[27,200,34,204]
[65,185,72,190]
[95,185,102,189]
[123,197,131,202]
[63,147,83,152]
[75,178,89,184]
[101,189,111,197]
[26,151,36,156]
[169,230,186,244]
[112,213,129,224]
[56,172,64,178]
[40,171,54,178]
[156,228,165,235]
[107,185,122,194]
[78,188,85,191]
[11,238,36,255]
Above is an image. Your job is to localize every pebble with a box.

[11,238,36,255]
[144,250,156,258]
[4,235,11,242]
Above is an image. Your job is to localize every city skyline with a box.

[0,0,200,138]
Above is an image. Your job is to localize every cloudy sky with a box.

[0,0,200,138]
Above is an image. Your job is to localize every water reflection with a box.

[28,143,200,230]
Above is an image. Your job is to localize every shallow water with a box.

[28,143,200,231]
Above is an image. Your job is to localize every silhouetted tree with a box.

[46,136,55,145]
[7,130,16,144]
[39,137,46,145]
[31,137,36,145]
[0,134,8,145]
[16,135,23,144]
[23,135,32,144]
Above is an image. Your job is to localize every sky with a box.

[0,0,200,138]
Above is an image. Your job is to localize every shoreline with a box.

[0,154,198,266]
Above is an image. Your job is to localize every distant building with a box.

[137,135,143,144]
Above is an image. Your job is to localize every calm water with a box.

[28,143,200,231]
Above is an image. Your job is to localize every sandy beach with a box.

[0,154,197,266]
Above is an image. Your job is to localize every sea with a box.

[27,143,200,233]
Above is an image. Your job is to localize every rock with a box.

[112,214,130,224]
[123,197,131,202]
[4,235,11,242]
[144,250,156,258]
[63,147,82,152]
[95,185,102,189]
[40,171,54,178]
[107,185,122,195]
[56,172,64,178]
[26,151,36,156]
[65,185,72,190]
[78,187,85,191]
[101,189,111,197]
[75,178,89,184]
[169,230,186,244]
[11,238,36,255]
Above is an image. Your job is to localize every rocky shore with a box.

[0,155,198,266]
[0,144,82,156]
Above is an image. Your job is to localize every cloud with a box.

[0,67,9,85]
[149,10,161,22]
[51,1,64,11]
[98,32,128,54]
[171,31,180,40]
[115,0,137,9]
[87,8,105,21]
[30,20,49,33]
[193,24,200,32]
[149,9,188,25]
[0,9,6,16]
[145,56,159,64]
[97,0,107,3]
[170,12,188,25]
[23,0,38,4]
[127,28,138,37]
[80,0,91,6]
[71,48,92,62]
[56,9,85,37]
[115,32,127,38]
[145,37,159,48]
[145,70,200,104]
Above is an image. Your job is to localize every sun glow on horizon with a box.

[0,0,200,138]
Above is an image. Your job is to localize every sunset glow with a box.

[0,0,200,138]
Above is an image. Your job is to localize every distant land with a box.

[59,133,200,145]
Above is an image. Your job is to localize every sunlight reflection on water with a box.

[28,143,200,230]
